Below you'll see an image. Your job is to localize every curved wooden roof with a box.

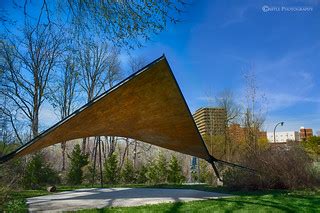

[0,55,212,163]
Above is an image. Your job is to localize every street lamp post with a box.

[273,122,284,143]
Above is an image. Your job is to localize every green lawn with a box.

[1,185,319,212]
[79,189,320,213]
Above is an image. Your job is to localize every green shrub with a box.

[199,160,215,184]
[167,155,185,184]
[136,165,148,184]
[121,160,136,183]
[23,153,60,189]
[83,164,97,185]
[157,152,168,183]
[302,136,320,159]
[104,153,118,184]
[146,161,159,184]
[146,152,168,184]
[67,144,89,185]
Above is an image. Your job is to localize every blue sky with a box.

[129,0,320,134]
[1,0,320,134]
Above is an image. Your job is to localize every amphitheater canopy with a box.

[0,55,215,164]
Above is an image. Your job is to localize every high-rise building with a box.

[299,127,313,141]
[193,107,227,156]
[193,107,227,136]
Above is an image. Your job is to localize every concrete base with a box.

[27,188,231,212]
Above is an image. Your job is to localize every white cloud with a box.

[39,103,59,130]
[264,92,320,112]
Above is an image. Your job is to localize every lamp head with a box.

[280,122,284,126]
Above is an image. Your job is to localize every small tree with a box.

[67,144,89,185]
[146,161,160,184]
[199,160,215,184]
[23,153,59,189]
[136,165,148,184]
[104,153,118,184]
[167,155,185,184]
[157,152,168,183]
[146,152,168,184]
[121,160,136,183]
[303,136,320,159]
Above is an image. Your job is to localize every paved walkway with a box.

[27,188,231,212]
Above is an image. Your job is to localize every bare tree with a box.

[215,90,241,161]
[78,42,120,102]
[128,55,147,73]
[50,56,78,120]
[3,1,187,49]
[48,55,79,170]
[77,41,121,153]
[104,136,118,158]
[0,24,62,139]
[242,70,267,155]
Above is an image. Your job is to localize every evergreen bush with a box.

[168,155,185,184]
[67,144,89,185]
[23,152,59,189]
[121,160,136,183]
[104,153,118,184]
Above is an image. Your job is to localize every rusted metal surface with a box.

[0,56,211,163]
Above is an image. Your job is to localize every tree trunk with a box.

[32,111,39,137]
[133,140,138,169]
[107,136,117,157]
[61,141,66,170]
[82,138,87,154]
[119,138,129,171]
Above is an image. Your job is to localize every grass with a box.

[78,189,320,213]
[1,184,319,212]
[0,184,150,212]
[0,189,50,212]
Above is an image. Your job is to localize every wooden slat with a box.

[0,56,211,163]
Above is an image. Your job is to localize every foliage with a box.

[156,152,168,183]
[121,160,136,184]
[146,161,160,184]
[0,141,20,156]
[199,160,215,185]
[83,164,97,185]
[167,155,185,184]
[303,136,320,158]
[60,1,186,48]
[135,165,148,184]
[104,153,119,184]
[67,144,89,185]
[0,156,25,208]
[0,188,51,212]
[190,159,216,185]
[23,153,60,189]
[224,145,320,190]
[146,152,168,184]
